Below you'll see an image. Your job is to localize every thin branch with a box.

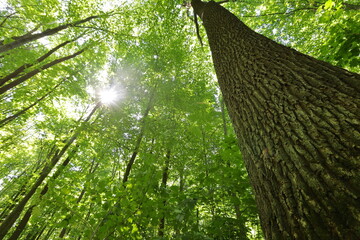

[0,12,17,28]
[242,7,317,18]
[0,36,81,86]
[0,48,86,95]
[0,15,101,53]
[0,78,66,128]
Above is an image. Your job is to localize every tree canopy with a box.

[0,0,358,239]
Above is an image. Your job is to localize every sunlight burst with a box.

[99,88,118,105]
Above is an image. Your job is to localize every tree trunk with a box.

[192,1,360,239]
[0,104,99,239]
[8,150,76,240]
[158,149,171,237]
[59,160,99,239]
[0,48,85,95]
[0,15,98,53]
[0,39,75,86]
[0,79,65,127]
[122,92,154,184]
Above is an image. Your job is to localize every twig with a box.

[0,12,17,28]
[243,7,317,17]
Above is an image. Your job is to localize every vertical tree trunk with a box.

[0,104,99,239]
[158,149,171,237]
[192,1,360,239]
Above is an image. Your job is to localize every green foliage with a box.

[0,0,357,239]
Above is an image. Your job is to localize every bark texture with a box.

[192,1,360,239]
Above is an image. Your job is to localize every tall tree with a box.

[191,0,360,239]
[0,103,99,239]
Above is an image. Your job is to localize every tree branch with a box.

[0,48,86,95]
[0,12,17,29]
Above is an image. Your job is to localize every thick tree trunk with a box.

[192,1,360,239]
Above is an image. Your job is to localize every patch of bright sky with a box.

[101,0,134,11]
[52,96,89,120]
[0,0,9,10]
[86,63,126,106]
[255,5,267,16]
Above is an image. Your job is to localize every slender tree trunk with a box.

[28,224,46,240]
[158,150,171,237]
[0,15,98,53]
[42,227,55,240]
[7,206,35,240]
[8,150,76,240]
[59,160,99,239]
[0,48,85,95]
[0,39,76,86]
[192,1,360,239]
[0,180,27,220]
[93,93,155,239]
[0,104,99,239]
[122,93,154,183]
[0,79,65,127]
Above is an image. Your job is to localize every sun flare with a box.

[99,88,118,105]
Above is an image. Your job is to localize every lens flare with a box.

[99,88,118,105]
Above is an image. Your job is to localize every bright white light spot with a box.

[0,0,9,10]
[86,85,95,97]
[99,88,118,105]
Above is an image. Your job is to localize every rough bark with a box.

[192,1,360,239]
